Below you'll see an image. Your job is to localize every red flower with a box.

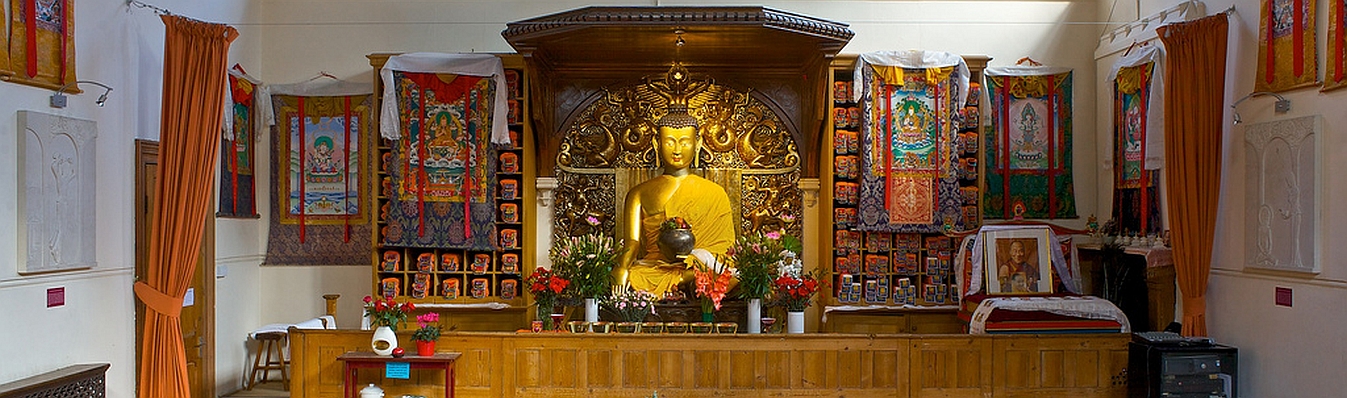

[364,295,414,330]
[526,267,570,307]
[548,277,569,293]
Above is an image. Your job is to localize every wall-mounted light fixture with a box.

[50,80,113,109]
[1230,91,1290,125]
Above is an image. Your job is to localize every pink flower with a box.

[586,216,600,226]
[766,231,781,240]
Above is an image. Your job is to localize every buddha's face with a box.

[657,126,698,171]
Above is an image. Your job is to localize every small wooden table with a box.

[337,351,461,398]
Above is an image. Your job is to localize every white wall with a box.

[240,0,1106,389]
[0,0,258,395]
[45,0,1345,396]
[1103,1,1347,396]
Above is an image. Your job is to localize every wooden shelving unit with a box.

[822,55,990,333]
[366,54,535,330]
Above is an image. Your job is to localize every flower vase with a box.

[415,340,436,356]
[746,298,762,334]
[371,326,398,355]
[700,299,715,323]
[584,298,599,323]
[787,311,805,334]
[537,300,555,330]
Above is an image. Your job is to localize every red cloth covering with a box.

[958,293,1123,333]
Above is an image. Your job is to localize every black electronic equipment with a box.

[1129,340,1237,398]
[1133,331,1214,347]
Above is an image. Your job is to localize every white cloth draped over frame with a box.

[851,49,970,107]
[378,52,511,145]
[222,68,266,141]
[1105,44,1166,170]
[954,225,1083,296]
[262,78,375,128]
[984,65,1073,77]
[967,296,1130,334]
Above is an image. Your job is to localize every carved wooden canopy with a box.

[503,6,854,70]
[503,6,854,177]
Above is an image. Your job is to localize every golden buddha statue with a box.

[612,104,736,297]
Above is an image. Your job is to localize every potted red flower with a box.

[771,270,823,333]
[410,312,441,356]
[525,267,569,330]
[363,295,414,355]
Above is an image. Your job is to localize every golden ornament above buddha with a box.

[612,103,737,297]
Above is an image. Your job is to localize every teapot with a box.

[359,384,384,398]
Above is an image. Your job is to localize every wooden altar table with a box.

[291,329,1129,398]
[337,352,460,398]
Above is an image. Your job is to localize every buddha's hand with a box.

[611,265,630,289]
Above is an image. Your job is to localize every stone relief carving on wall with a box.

[1243,115,1319,273]
[18,111,98,273]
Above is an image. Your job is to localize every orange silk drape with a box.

[1157,13,1227,337]
[135,15,237,398]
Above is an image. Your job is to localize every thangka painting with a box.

[983,67,1077,219]
[379,71,497,250]
[1257,0,1318,92]
[7,0,76,87]
[1325,0,1347,92]
[218,66,260,218]
[264,93,373,266]
[1112,63,1162,235]
[855,61,966,233]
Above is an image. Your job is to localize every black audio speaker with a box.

[1129,340,1237,398]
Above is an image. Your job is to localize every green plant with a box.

[661,216,690,231]
[410,312,441,342]
[730,229,801,300]
[363,295,414,330]
[550,230,622,299]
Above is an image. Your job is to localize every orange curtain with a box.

[135,15,237,398]
[1157,14,1227,337]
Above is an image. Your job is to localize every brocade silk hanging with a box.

[379,71,498,250]
[983,66,1077,219]
[218,65,261,218]
[1324,0,1347,92]
[852,50,969,233]
[6,0,75,86]
[1257,0,1318,92]
[1111,63,1162,235]
[263,89,374,266]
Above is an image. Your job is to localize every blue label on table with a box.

[385,362,410,379]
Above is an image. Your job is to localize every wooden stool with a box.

[247,331,288,390]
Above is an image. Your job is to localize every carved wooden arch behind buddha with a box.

[551,70,803,242]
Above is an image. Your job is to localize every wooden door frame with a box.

[135,139,216,398]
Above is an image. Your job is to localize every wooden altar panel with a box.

[992,336,1129,398]
[289,329,1127,398]
[910,336,992,398]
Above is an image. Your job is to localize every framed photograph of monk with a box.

[983,228,1053,295]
